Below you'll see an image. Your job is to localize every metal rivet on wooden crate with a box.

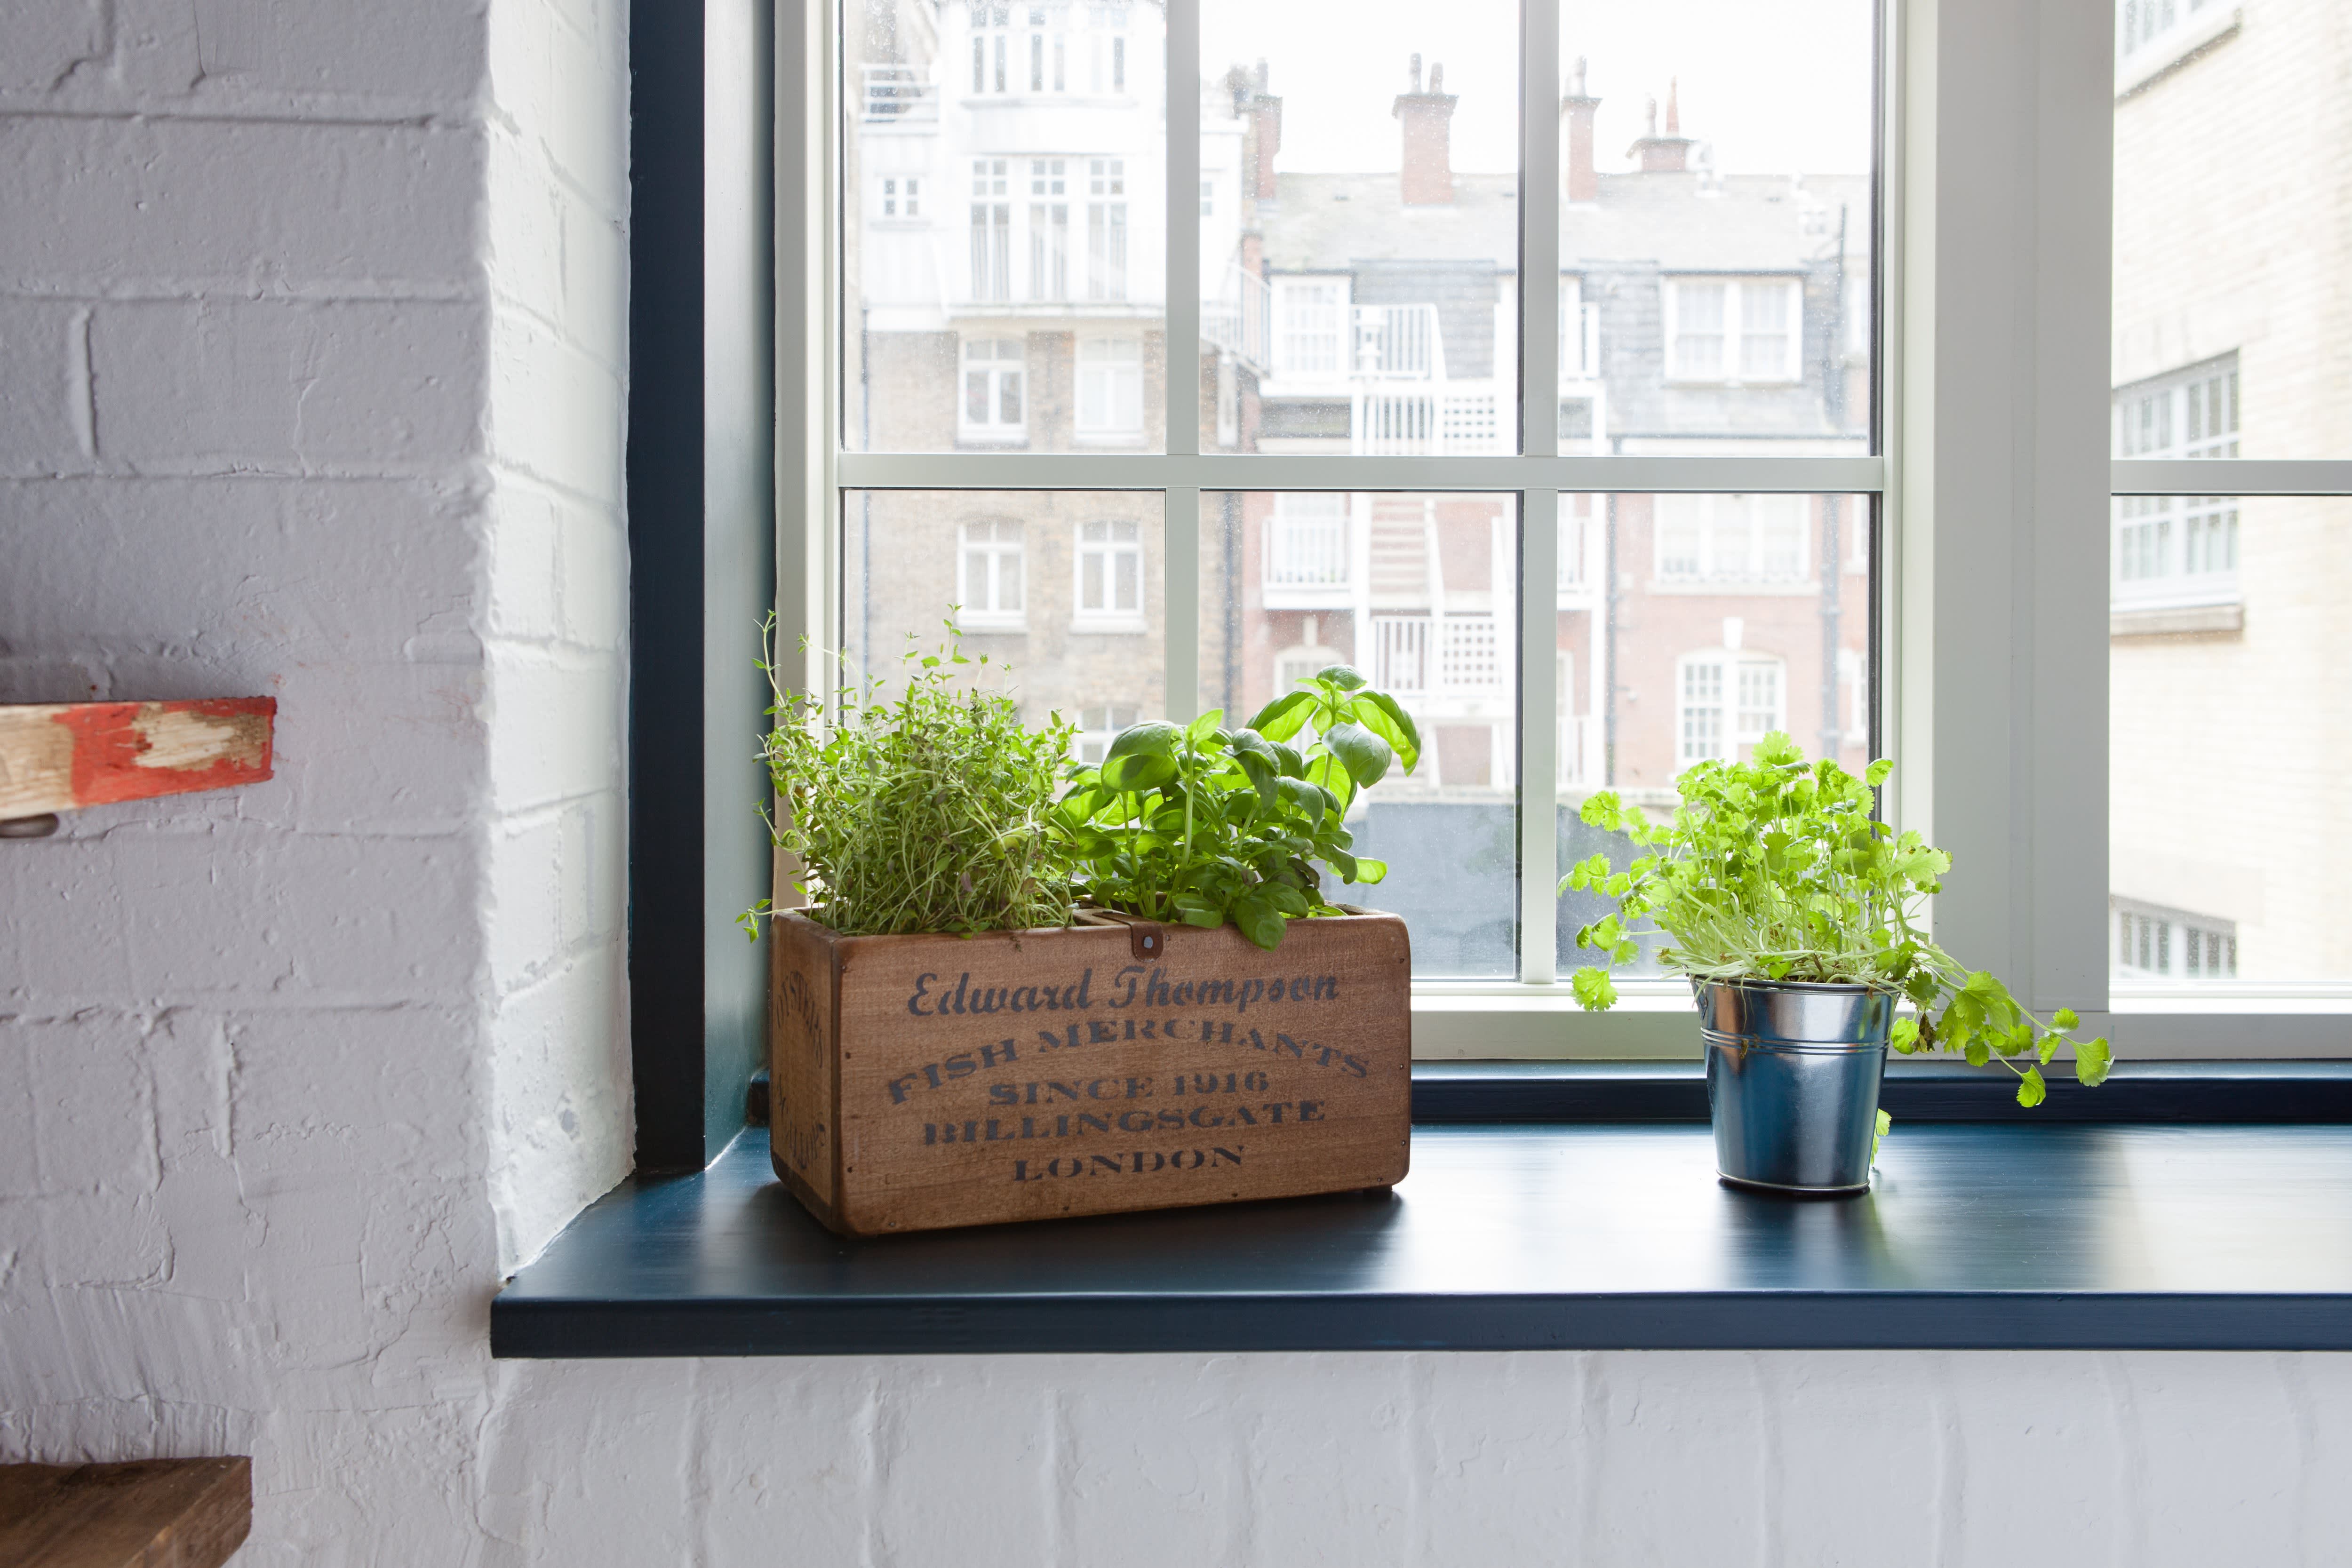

[1129,922,1164,960]
[0,813,60,839]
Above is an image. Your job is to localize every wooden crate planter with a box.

[769,908,1411,1234]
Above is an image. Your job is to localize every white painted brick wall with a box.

[6,2,2352,1564]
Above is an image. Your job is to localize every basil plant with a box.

[1053,665,1420,950]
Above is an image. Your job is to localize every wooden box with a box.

[768,908,1412,1234]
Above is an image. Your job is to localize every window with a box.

[1028,159,1069,300]
[1074,518,1144,629]
[958,338,1026,445]
[970,1,1010,93]
[1073,704,1139,764]
[1666,278,1802,384]
[2111,357,2240,606]
[2114,899,2238,981]
[1273,279,1344,377]
[1677,650,1786,765]
[877,175,921,221]
[1199,178,1214,217]
[1075,337,1141,438]
[1653,494,1809,585]
[957,519,1027,629]
[1086,159,1126,301]
[2117,0,2236,82]
[970,159,1011,301]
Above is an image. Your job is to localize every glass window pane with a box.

[2114,0,2342,460]
[1200,0,1521,455]
[1558,2,1874,453]
[845,492,1165,729]
[1553,493,1874,971]
[2111,496,2350,984]
[845,0,1166,452]
[1204,492,1521,979]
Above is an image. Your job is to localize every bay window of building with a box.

[1085,158,1127,300]
[1027,159,1069,299]
[969,159,1012,300]
[1073,518,1147,629]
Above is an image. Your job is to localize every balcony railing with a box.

[1371,614,1503,695]
[1201,263,1273,373]
[1353,304,1443,379]
[1353,388,1504,455]
[862,64,939,121]
[1265,514,1350,590]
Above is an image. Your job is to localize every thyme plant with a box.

[1560,732,2113,1107]
[1055,665,1420,949]
[744,621,1077,937]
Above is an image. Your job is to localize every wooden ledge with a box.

[0,700,275,825]
[0,1458,252,1568]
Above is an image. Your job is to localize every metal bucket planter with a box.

[1697,979,1893,1195]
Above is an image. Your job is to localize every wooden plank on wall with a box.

[0,699,275,819]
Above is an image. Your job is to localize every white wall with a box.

[4,1,2352,1564]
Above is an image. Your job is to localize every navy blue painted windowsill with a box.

[495,1064,2352,1358]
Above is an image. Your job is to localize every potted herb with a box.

[1053,663,1422,948]
[1561,732,2113,1194]
[755,645,1425,1234]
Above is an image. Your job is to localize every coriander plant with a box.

[1055,665,1420,950]
[1559,732,2113,1107]
[744,620,1077,938]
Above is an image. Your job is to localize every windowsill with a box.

[1067,617,1148,636]
[492,1062,2352,1358]
[2111,601,2243,637]
[951,618,1029,635]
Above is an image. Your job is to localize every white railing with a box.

[1352,387,1505,455]
[862,64,938,121]
[1371,614,1504,695]
[1201,263,1273,373]
[1265,512,1350,590]
[1353,304,1443,379]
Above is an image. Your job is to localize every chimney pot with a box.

[1629,81,1694,173]
[1410,53,1423,93]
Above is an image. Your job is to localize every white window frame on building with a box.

[955,517,1028,630]
[1085,158,1127,301]
[783,0,2352,1060]
[1270,276,1347,381]
[2115,0,2240,92]
[969,1,1012,94]
[1675,647,1787,765]
[875,173,922,222]
[1652,493,1810,587]
[2111,355,2239,609]
[1071,517,1146,631]
[969,158,1012,302]
[1663,276,1803,385]
[1074,335,1143,441]
[1027,159,1070,300]
[2113,898,2238,982]
[1073,703,1140,764]
[958,336,1027,446]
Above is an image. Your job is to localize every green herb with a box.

[742,619,1077,938]
[1559,731,2113,1106]
[1053,665,1421,950]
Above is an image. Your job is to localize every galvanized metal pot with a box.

[1697,979,1893,1195]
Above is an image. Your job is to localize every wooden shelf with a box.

[0,1458,251,1568]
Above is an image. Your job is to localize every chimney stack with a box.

[1240,60,1282,201]
[1627,77,1694,174]
[1561,54,1599,205]
[1392,53,1458,205]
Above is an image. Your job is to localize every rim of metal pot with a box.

[1689,975,1901,997]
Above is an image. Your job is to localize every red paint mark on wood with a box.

[51,698,275,808]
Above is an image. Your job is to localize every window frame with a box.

[746,0,2352,1098]
[1662,274,1804,386]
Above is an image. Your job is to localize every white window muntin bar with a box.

[1517,0,1561,986]
[1161,0,1203,718]
[836,453,1888,493]
[2112,460,2352,496]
